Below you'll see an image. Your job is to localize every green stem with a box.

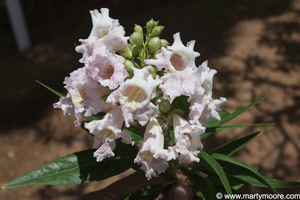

[139,34,151,68]
[168,160,178,182]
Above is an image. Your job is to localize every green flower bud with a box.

[146,19,158,30]
[148,37,161,54]
[130,31,143,47]
[147,65,156,79]
[151,26,164,37]
[159,99,171,114]
[134,24,143,35]
[131,44,139,57]
[125,60,134,78]
[122,45,132,59]
[160,39,169,47]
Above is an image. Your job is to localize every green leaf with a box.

[204,94,269,128]
[201,123,272,140]
[212,153,279,194]
[129,129,143,147]
[198,149,232,196]
[2,140,138,188]
[170,95,190,119]
[36,80,65,97]
[168,130,175,146]
[180,168,216,200]
[206,175,245,193]
[228,174,300,188]
[204,110,230,128]
[82,112,105,121]
[211,131,263,156]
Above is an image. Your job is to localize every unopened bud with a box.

[148,37,161,54]
[159,99,171,114]
[146,19,158,30]
[134,24,143,35]
[130,31,143,47]
[123,45,132,59]
[125,60,134,78]
[147,65,156,79]
[160,39,169,47]
[151,26,164,37]
[131,44,139,57]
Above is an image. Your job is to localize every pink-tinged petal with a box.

[107,67,162,127]
[120,130,134,146]
[189,101,206,126]
[144,48,171,71]
[159,73,183,102]
[87,44,128,90]
[84,107,124,147]
[76,8,128,63]
[53,95,75,116]
[63,66,108,125]
[134,103,159,126]
[85,107,131,162]
[145,33,200,101]
[134,118,169,180]
[94,142,115,162]
[171,114,205,165]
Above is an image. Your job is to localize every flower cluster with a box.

[54,8,226,180]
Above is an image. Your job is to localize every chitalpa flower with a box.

[134,117,171,180]
[53,94,75,116]
[85,106,134,162]
[145,32,200,102]
[187,61,227,126]
[169,113,205,165]
[55,66,108,126]
[87,43,128,90]
[75,8,129,63]
[107,67,162,127]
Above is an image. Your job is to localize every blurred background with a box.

[1,0,300,199]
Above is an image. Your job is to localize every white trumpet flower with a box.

[134,118,170,180]
[85,106,134,162]
[62,66,107,126]
[145,33,200,102]
[75,8,128,63]
[169,114,205,165]
[107,67,162,127]
[87,43,128,90]
[188,61,227,126]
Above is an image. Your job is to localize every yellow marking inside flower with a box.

[170,53,187,71]
[98,28,110,38]
[100,129,116,142]
[121,86,147,110]
[99,64,114,80]
[72,85,86,104]
[141,150,154,163]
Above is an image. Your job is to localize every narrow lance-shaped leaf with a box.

[2,140,138,188]
[212,153,279,194]
[198,149,232,196]
[204,94,270,128]
[36,80,65,97]
[201,123,272,140]
[211,130,263,156]
[227,174,300,188]
[180,168,217,200]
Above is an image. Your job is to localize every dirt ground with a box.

[1,0,300,199]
